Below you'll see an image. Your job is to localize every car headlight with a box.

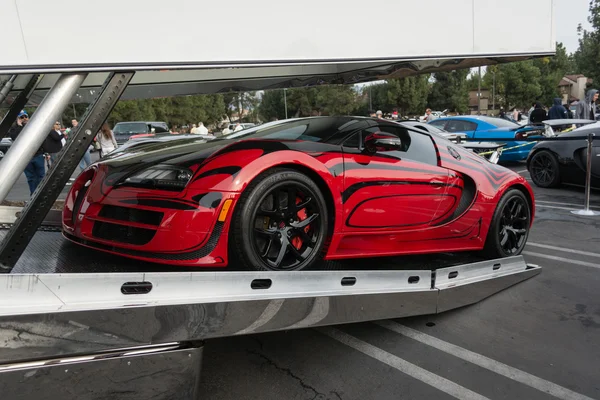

[122,164,193,190]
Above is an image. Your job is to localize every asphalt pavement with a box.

[197,163,600,400]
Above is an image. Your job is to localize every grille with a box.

[99,205,163,226]
[92,221,156,245]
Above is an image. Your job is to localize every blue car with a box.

[427,116,544,162]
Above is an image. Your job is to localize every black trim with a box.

[432,174,475,227]
[331,161,440,176]
[63,221,224,261]
[99,205,164,226]
[342,180,462,203]
[71,184,89,225]
[92,221,157,246]
[192,166,241,183]
[193,192,223,209]
[345,194,457,228]
[120,198,198,210]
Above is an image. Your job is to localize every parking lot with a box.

[198,163,600,400]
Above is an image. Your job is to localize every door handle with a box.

[430,180,445,188]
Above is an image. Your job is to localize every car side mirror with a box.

[364,132,402,154]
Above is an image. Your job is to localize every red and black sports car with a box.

[63,116,535,271]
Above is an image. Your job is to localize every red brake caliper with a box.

[291,197,308,250]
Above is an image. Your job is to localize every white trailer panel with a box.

[2,0,554,71]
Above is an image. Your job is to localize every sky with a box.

[556,0,592,53]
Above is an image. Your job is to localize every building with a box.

[468,89,490,115]
[558,74,593,104]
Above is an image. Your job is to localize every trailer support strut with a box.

[0,72,134,272]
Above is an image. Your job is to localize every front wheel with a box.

[483,189,532,258]
[529,150,561,188]
[230,168,329,271]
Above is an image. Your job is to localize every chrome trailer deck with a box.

[0,221,541,399]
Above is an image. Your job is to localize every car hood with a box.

[101,136,233,171]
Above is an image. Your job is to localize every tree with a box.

[106,94,227,129]
[533,43,571,106]
[573,0,600,89]
[481,61,542,110]
[368,76,431,116]
[258,89,287,121]
[427,70,470,113]
[258,85,359,119]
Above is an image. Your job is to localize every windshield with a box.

[114,122,149,134]
[225,117,362,143]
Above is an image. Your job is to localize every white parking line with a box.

[375,321,595,400]
[536,200,600,210]
[535,204,579,211]
[523,251,600,269]
[516,169,528,174]
[527,242,600,259]
[317,327,490,400]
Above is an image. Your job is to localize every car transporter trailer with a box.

[0,0,555,398]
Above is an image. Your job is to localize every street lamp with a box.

[492,70,496,114]
[477,66,482,115]
[283,88,288,119]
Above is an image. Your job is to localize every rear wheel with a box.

[483,189,531,258]
[529,150,561,188]
[230,168,328,271]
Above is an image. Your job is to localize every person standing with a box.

[8,110,46,195]
[197,122,209,135]
[548,98,569,120]
[575,89,599,121]
[43,121,66,167]
[529,102,547,124]
[97,122,118,157]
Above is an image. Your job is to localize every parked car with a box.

[401,120,505,164]
[112,121,170,144]
[63,116,534,271]
[428,116,545,162]
[526,121,600,189]
[400,120,467,143]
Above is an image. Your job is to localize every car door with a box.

[341,122,458,232]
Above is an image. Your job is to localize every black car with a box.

[526,122,600,189]
[112,121,170,144]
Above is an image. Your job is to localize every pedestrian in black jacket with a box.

[529,102,548,124]
[548,98,568,120]
[7,110,46,195]
[43,121,66,167]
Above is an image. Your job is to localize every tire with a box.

[529,150,561,188]
[230,168,329,271]
[482,188,532,259]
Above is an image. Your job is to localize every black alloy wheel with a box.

[483,189,531,258]
[497,196,530,255]
[529,150,561,188]
[231,168,328,271]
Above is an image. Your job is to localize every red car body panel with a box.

[62,117,534,267]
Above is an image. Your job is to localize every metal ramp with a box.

[0,256,540,399]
